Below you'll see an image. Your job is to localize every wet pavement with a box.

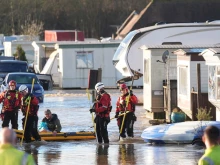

[11,89,204,164]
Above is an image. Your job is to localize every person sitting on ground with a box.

[0,127,36,165]
[198,125,220,165]
[42,109,62,135]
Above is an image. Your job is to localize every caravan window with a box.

[144,59,149,84]
[179,67,188,95]
[76,51,93,69]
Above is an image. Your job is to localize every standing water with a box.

[13,89,203,165]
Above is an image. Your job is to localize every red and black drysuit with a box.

[115,92,138,138]
[0,90,22,129]
[93,91,111,144]
[21,93,41,143]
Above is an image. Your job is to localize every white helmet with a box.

[19,85,28,93]
[95,82,104,92]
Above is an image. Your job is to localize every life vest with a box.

[116,93,137,113]
[21,94,39,116]
[95,92,111,118]
[2,90,20,111]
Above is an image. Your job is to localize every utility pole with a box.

[167,55,171,122]
[197,63,201,110]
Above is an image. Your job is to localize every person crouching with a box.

[42,109,62,136]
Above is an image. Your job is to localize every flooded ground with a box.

[12,89,204,165]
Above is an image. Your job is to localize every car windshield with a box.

[7,74,39,84]
[0,63,28,72]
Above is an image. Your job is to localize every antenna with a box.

[162,50,171,122]
[162,50,169,63]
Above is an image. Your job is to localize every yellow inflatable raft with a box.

[15,130,96,141]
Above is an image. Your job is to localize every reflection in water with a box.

[44,149,61,164]
[22,143,39,165]
[96,144,109,165]
[18,140,202,165]
[42,144,62,164]
[118,144,136,165]
[13,94,204,165]
[142,144,203,165]
[22,142,62,165]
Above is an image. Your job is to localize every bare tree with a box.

[21,15,44,41]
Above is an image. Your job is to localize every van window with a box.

[0,63,28,72]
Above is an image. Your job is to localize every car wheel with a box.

[192,138,204,146]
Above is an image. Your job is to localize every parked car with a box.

[0,72,44,102]
[141,121,220,145]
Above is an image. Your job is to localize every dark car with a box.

[0,72,44,102]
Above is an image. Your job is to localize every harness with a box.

[2,90,19,110]
[118,93,135,112]
[96,92,112,117]
[21,94,38,116]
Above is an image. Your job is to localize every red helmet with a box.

[8,80,16,87]
[119,83,127,90]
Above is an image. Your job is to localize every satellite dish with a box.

[162,50,169,63]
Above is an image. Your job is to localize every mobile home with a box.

[3,36,39,63]
[40,41,122,88]
[173,48,216,120]
[4,41,36,63]
[200,48,220,121]
[141,45,218,119]
[32,41,56,73]
[141,46,177,119]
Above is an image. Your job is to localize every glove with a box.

[115,112,119,118]
[90,109,95,113]
[96,94,101,101]
[15,106,20,111]
[130,90,133,96]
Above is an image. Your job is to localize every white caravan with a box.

[113,21,220,86]
[33,41,122,88]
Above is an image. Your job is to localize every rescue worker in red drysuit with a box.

[0,80,22,129]
[19,85,41,143]
[90,82,112,144]
[115,83,138,139]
